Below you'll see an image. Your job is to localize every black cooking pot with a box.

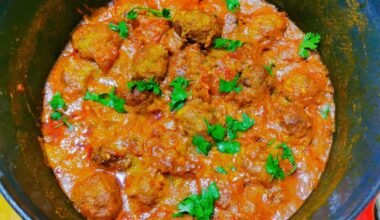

[0,0,379,219]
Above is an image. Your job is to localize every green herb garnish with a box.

[84,87,127,113]
[49,92,65,110]
[219,74,242,93]
[214,38,243,52]
[173,182,220,219]
[277,143,297,175]
[169,77,190,111]
[216,166,228,174]
[49,92,73,129]
[299,32,321,59]
[320,104,331,120]
[264,62,275,76]
[127,7,171,20]
[266,154,285,180]
[225,0,240,12]
[226,113,255,140]
[108,21,129,39]
[231,166,237,172]
[127,78,162,95]
[216,140,240,154]
[205,120,226,142]
[192,135,213,156]
[267,138,276,147]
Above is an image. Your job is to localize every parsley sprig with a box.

[225,0,241,12]
[266,154,285,180]
[219,74,242,94]
[127,7,171,20]
[169,77,190,111]
[266,143,298,180]
[264,62,275,76]
[192,135,213,156]
[192,113,254,155]
[108,21,129,39]
[173,182,220,219]
[216,166,228,174]
[127,78,162,95]
[213,38,243,52]
[299,32,321,59]
[226,113,255,140]
[320,104,331,120]
[84,87,127,113]
[49,92,73,129]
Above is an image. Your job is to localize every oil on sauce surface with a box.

[41,0,335,219]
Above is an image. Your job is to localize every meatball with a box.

[230,13,287,48]
[235,66,268,105]
[175,99,214,135]
[91,147,131,170]
[281,70,321,103]
[71,172,122,220]
[132,45,169,79]
[124,89,153,107]
[72,23,123,71]
[168,44,205,80]
[61,56,102,94]
[160,29,185,54]
[125,167,165,206]
[173,10,221,47]
[134,15,170,43]
[279,105,311,138]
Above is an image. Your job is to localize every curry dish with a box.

[41,0,335,219]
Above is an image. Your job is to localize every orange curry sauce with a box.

[41,0,335,219]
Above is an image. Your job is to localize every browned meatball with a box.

[173,10,221,47]
[125,167,165,206]
[229,13,287,48]
[281,71,321,103]
[235,66,268,105]
[279,105,311,138]
[61,56,102,95]
[132,45,169,79]
[168,44,205,80]
[160,28,185,54]
[124,89,154,108]
[71,172,122,220]
[72,23,123,71]
[91,147,131,170]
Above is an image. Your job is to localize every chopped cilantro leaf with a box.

[264,62,275,76]
[226,113,255,139]
[277,143,297,175]
[219,74,242,94]
[214,38,243,52]
[169,77,190,111]
[192,135,213,156]
[266,154,285,180]
[127,8,138,20]
[205,119,226,142]
[225,0,240,12]
[51,111,62,121]
[320,104,331,120]
[62,117,74,130]
[231,166,237,172]
[299,32,321,59]
[49,92,65,110]
[108,21,129,39]
[126,7,171,20]
[84,87,127,113]
[267,138,276,146]
[216,140,240,154]
[127,78,162,95]
[216,166,228,174]
[173,182,219,219]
